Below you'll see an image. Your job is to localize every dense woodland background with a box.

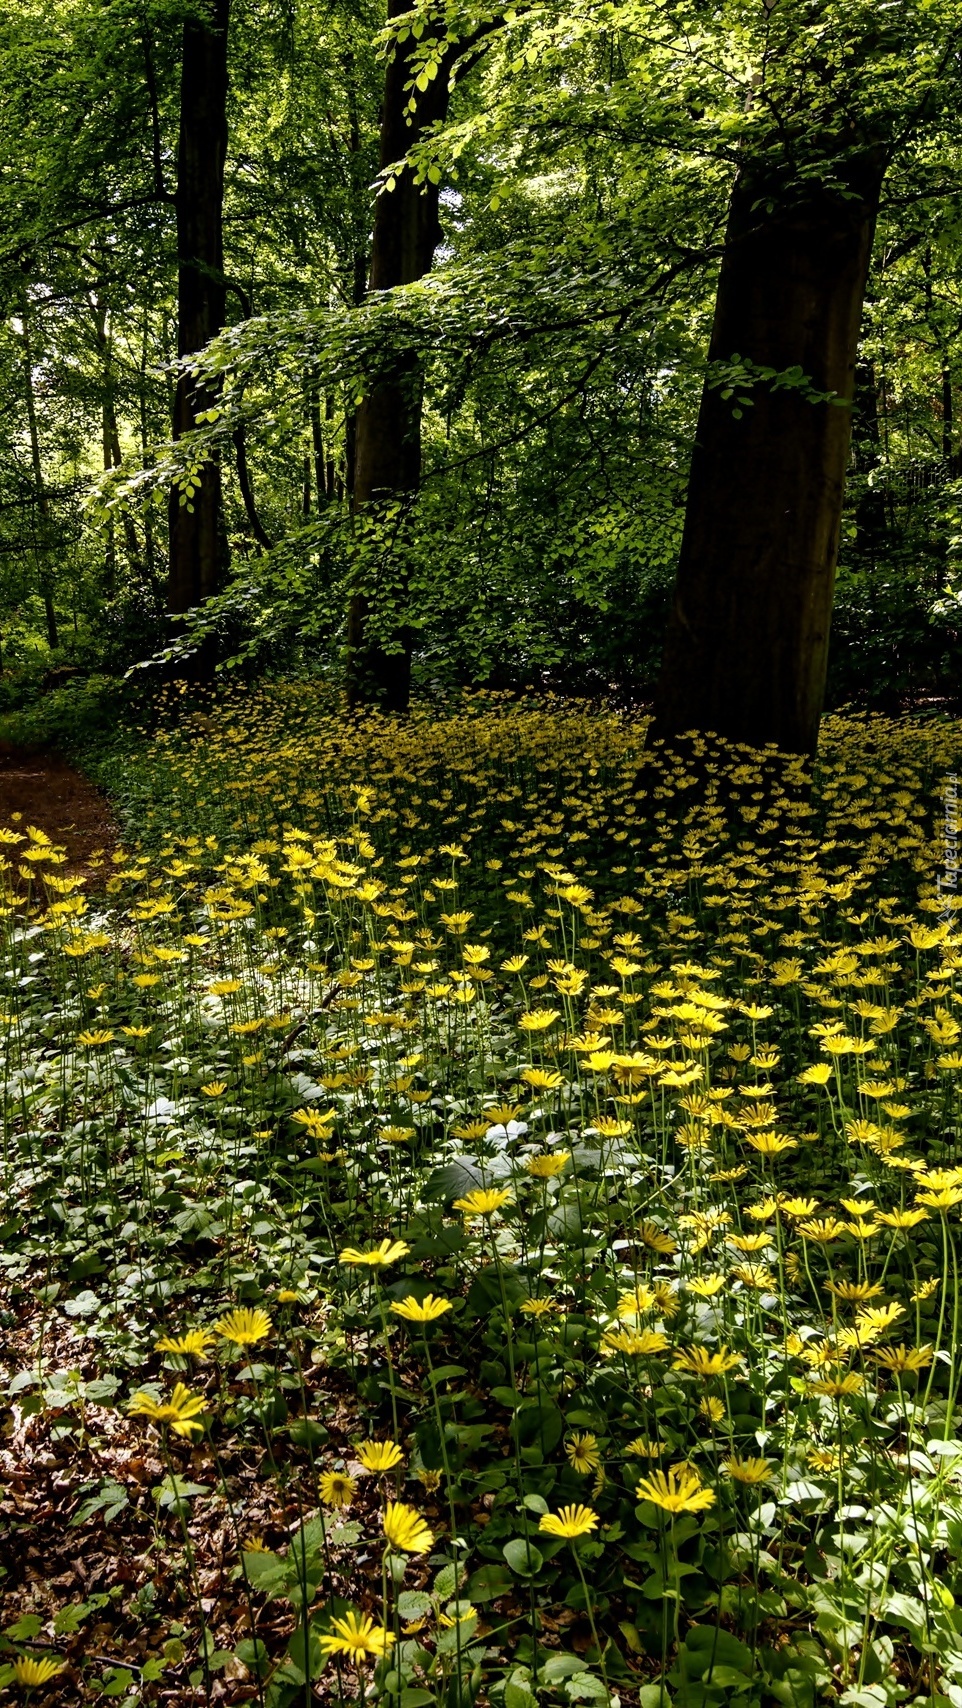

[4,0,962,750]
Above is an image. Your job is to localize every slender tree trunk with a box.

[345,2,457,711]
[653,146,886,754]
[19,295,59,650]
[167,0,230,636]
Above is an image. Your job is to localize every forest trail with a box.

[0,746,118,879]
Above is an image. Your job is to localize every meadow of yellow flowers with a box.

[4,689,962,1707]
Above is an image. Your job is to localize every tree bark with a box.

[19,294,59,650]
[345,2,457,712]
[167,0,230,634]
[653,146,886,754]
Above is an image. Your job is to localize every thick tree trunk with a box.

[653,148,886,754]
[167,0,230,633]
[345,1,456,712]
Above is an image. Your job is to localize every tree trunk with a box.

[19,294,59,650]
[167,0,230,634]
[653,147,886,754]
[345,1,456,712]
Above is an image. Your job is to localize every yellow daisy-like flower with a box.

[77,1029,115,1047]
[744,1131,797,1156]
[391,1294,452,1323]
[723,1455,771,1485]
[616,1284,657,1317]
[129,1382,206,1437]
[639,1220,677,1255]
[521,1068,564,1091]
[565,1432,601,1475]
[916,1186,962,1210]
[797,1063,833,1085]
[600,1327,669,1358]
[453,1188,513,1217]
[635,1467,715,1514]
[355,1439,404,1472]
[874,1344,934,1374]
[808,1372,866,1397]
[698,1396,726,1425]
[214,1307,272,1346]
[319,1472,357,1509]
[155,1328,214,1357]
[318,1611,396,1659]
[201,1081,227,1097]
[339,1239,411,1267]
[672,1344,742,1379]
[538,1504,599,1538]
[383,1502,433,1553]
[525,1153,570,1179]
[686,1274,726,1298]
[824,1280,883,1304]
[520,1297,558,1317]
[12,1657,65,1687]
[878,1207,929,1229]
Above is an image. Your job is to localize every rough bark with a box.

[653,146,886,754]
[345,2,457,712]
[167,0,230,631]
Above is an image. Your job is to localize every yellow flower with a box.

[214,1307,272,1346]
[521,1068,564,1091]
[874,1344,934,1373]
[878,1207,929,1229]
[744,1131,797,1156]
[808,1372,866,1397]
[672,1345,742,1379]
[565,1433,601,1475]
[12,1657,64,1687]
[616,1284,657,1317]
[601,1327,669,1357]
[916,1186,962,1210]
[339,1238,411,1267]
[520,1297,558,1317]
[723,1455,771,1485]
[635,1467,715,1514]
[77,1029,115,1047]
[391,1294,452,1323]
[781,1196,819,1218]
[686,1274,726,1298]
[319,1472,357,1508]
[201,1081,227,1097]
[798,1063,833,1085]
[453,1188,513,1217]
[698,1396,726,1425]
[824,1280,883,1304]
[639,1220,677,1254]
[518,1008,561,1032]
[155,1328,214,1357]
[797,1217,846,1244]
[355,1439,404,1472]
[538,1504,599,1538]
[129,1382,206,1437]
[383,1502,433,1553]
[525,1153,570,1178]
[318,1611,396,1659]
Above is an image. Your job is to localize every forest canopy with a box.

[4,0,962,738]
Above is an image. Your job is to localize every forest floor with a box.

[0,746,117,882]
[6,689,962,1708]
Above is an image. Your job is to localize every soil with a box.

[0,746,118,879]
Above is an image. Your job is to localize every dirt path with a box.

[0,746,118,878]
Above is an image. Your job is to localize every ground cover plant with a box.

[5,691,962,1707]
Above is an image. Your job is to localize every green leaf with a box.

[503,1538,543,1577]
